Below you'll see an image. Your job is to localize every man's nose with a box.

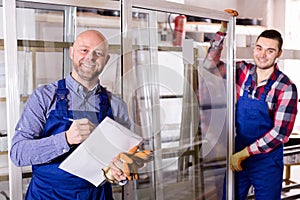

[259,50,267,57]
[85,51,97,61]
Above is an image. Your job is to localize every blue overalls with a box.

[235,70,283,200]
[25,79,114,200]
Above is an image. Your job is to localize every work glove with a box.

[102,165,119,185]
[118,147,153,180]
[102,146,153,184]
[230,147,250,171]
[220,9,239,33]
[224,9,239,17]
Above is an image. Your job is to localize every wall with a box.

[184,0,237,14]
[183,0,271,19]
[184,0,271,24]
[182,0,285,27]
[284,0,300,50]
[182,0,300,51]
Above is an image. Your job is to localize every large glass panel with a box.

[12,1,123,199]
[75,7,123,198]
[124,6,229,200]
[15,2,67,197]
[5,1,233,199]
[76,7,122,95]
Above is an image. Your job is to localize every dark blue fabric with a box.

[26,79,114,200]
[235,71,283,200]
[223,71,283,200]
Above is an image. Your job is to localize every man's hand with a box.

[224,9,239,17]
[220,9,239,33]
[103,157,127,185]
[118,148,153,180]
[65,118,95,145]
[102,146,154,184]
[230,147,250,171]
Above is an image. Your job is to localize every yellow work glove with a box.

[224,9,239,17]
[118,148,153,180]
[220,9,239,33]
[230,147,250,171]
[102,165,118,184]
[102,146,139,184]
[102,146,153,184]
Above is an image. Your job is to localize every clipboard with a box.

[59,117,143,186]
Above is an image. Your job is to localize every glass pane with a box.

[13,2,123,199]
[126,7,229,200]
[15,3,66,197]
[75,7,123,198]
[16,7,65,93]
[76,7,122,95]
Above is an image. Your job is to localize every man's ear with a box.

[275,50,282,63]
[69,47,74,60]
[105,54,110,65]
[277,49,283,58]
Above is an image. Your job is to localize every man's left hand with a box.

[224,9,239,17]
[230,147,250,171]
[102,146,153,184]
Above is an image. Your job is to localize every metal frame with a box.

[63,6,76,77]
[146,10,164,200]
[132,0,229,21]
[120,1,133,199]
[226,16,237,200]
[18,0,120,10]
[3,1,23,199]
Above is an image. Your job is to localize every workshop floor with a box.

[281,165,300,199]
[0,165,299,199]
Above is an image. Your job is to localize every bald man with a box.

[10,30,130,199]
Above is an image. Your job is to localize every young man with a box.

[10,30,131,199]
[203,10,298,199]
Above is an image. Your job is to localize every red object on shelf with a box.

[173,15,186,46]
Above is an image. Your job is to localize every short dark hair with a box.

[256,29,283,51]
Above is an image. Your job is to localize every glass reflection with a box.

[127,8,228,200]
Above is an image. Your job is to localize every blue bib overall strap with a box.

[56,79,69,111]
[234,70,283,200]
[26,79,113,200]
[99,86,114,122]
[41,79,74,137]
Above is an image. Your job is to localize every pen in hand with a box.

[63,117,74,122]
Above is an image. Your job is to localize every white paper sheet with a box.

[59,117,143,186]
